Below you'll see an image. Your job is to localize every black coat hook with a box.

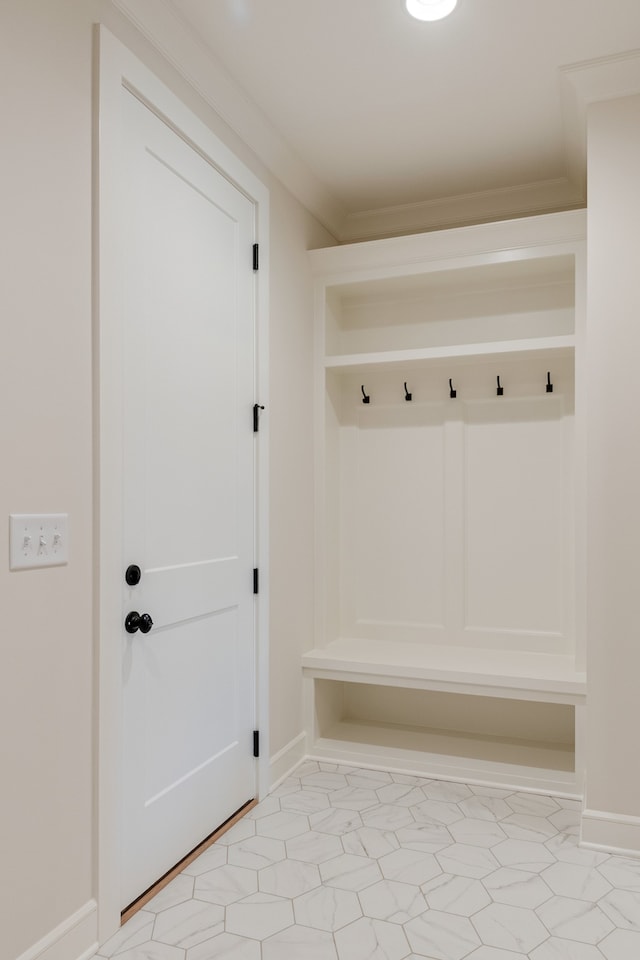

[404,382,412,402]
[449,378,457,399]
[361,385,370,404]
[496,375,504,396]
[546,372,553,393]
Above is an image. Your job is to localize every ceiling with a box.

[120,0,640,239]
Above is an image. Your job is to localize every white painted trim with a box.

[581,807,640,857]
[268,732,308,791]
[96,25,269,946]
[15,901,97,960]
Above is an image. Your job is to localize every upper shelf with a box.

[324,334,575,374]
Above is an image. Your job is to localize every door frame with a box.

[95,26,270,944]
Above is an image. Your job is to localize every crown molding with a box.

[561,48,640,200]
[109,0,346,239]
[339,177,585,243]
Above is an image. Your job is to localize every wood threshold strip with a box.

[121,797,259,925]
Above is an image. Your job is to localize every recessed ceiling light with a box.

[405,0,458,21]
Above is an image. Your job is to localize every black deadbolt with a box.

[125,564,142,586]
[125,611,153,635]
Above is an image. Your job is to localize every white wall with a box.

[0,2,333,957]
[584,93,640,851]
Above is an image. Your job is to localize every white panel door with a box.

[120,88,256,908]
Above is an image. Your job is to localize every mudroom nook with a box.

[303,210,587,795]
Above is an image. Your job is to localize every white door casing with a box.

[97,26,269,940]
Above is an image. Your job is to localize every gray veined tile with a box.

[299,772,349,791]
[293,885,362,931]
[536,895,615,944]
[182,842,228,876]
[246,796,281,819]
[492,839,557,872]
[375,783,427,806]
[151,899,224,949]
[258,858,321,897]
[530,939,607,960]
[345,769,394,788]
[436,843,500,879]
[294,760,321,777]
[423,780,473,803]
[328,785,379,811]
[544,832,609,867]
[482,867,553,909]
[598,856,640,892]
[341,826,400,860]
[422,873,491,916]
[309,806,364,836]
[501,814,559,843]
[319,852,381,891]
[410,799,464,826]
[467,949,527,960]
[286,829,343,864]
[255,810,310,840]
[269,777,303,798]
[404,910,481,960]
[395,822,453,854]
[145,875,195,913]
[548,808,581,835]
[449,817,508,848]
[225,892,294,939]
[186,932,261,960]
[599,928,640,959]
[391,773,434,787]
[95,909,155,957]
[471,902,548,953]
[216,818,256,846]
[262,925,338,960]
[359,879,427,923]
[280,789,331,814]
[226,835,286,870]
[599,887,640,930]
[470,785,514,799]
[458,796,512,822]
[114,944,184,960]
[193,864,258,905]
[505,793,562,817]
[378,847,441,885]
[334,916,410,960]
[360,803,415,831]
[541,861,613,901]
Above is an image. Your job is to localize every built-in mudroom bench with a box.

[303,210,587,797]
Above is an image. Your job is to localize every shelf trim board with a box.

[324,335,575,373]
[308,737,580,798]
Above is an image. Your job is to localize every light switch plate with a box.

[9,514,69,569]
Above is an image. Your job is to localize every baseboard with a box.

[16,899,98,960]
[269,731,307,790]
[581,807,640,858]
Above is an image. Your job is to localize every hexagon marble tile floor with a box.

[93,761,640,960]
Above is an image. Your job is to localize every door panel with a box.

[120,89,256,907]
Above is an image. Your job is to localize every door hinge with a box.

[253,568,259,595]
[252,243,259,271]
[253,403,264,433]
[253,730,260,758]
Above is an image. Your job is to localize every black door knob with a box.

[125,564,142,586]
[125,611,153,634]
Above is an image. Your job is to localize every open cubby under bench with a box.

[302,640,586,796]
